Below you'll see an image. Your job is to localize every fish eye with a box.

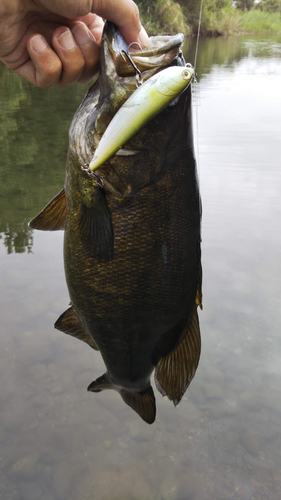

[182,69,191,80]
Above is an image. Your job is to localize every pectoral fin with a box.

[80,186,114,260]
[155,305,201,405]
[29,188,66,231]
[55,306,99,351]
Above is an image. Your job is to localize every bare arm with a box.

[0,0,148,87]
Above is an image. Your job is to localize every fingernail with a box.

[138,26,149,49]
[72,24,91,46]
[30,35,48,54]
[57,30,76,50]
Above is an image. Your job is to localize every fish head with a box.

[69,22,187,167]
[66,23,195,258]
[95,21,187,135]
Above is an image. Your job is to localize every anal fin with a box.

[155,305,201,405]
[196,262,203,310]
[87,374,111,391]
[29,188,66,231]
[88,374,156,425]
[120,386,156,424]
[55,306,99,351]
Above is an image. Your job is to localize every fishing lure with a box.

[88,64,195,172]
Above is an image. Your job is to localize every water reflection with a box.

[0,34,281,500]
[0,64,88,253]
[184,33,281,77]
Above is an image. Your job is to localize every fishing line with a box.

[194,0,204,70]
[193,0,204,181]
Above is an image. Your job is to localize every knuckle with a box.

[73,58,85,75]
[58,61,85,87]
[38,61,61,88]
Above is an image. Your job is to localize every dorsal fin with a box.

[120,386,156,424]
[55,306,99,351]
[29,188,66,231]
[154,305,201,405]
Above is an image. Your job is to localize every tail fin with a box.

[87,374,156,424]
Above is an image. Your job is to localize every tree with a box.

[255,0,281,12]
[235,0,254,10]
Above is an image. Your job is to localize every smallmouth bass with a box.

[30,22,202,424]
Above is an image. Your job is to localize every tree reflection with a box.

[0,63,88,253]
[0,223,33,254]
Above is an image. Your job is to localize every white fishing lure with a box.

[89,64,195,172]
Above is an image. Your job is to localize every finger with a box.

[72,14,104,43]
[71,22,101,84]
[91,0,149,48]
[24,35,62,87]
[52,27,85,87]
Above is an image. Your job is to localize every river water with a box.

[0,34,281,500]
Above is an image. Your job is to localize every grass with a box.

[239,9,281,33]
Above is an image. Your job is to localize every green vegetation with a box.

[137,0,188,35]
[253,0,281,13]
[240,9,281,33]
[135,0,281,35]
[236,0,255,11]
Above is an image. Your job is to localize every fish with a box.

[29,22,202,425]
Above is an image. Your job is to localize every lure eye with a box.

[182,69,191,80]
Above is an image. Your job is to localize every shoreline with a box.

[189,30,281,37]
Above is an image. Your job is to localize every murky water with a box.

[0,34,281,500]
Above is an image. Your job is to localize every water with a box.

[0,34,281,500]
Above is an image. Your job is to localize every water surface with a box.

[0,35,281,500]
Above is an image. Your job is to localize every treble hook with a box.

[81,163,104,187]
[127,42,143,52]
[121,49,143,87]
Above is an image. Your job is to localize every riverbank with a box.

[136,0,281,36]
[239,10,281,35]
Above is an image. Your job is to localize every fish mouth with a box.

[104,21,185,78]
[69,22,187,165]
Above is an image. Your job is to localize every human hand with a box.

[0,0,148,88]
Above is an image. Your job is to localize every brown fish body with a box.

[30,23,202,423]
